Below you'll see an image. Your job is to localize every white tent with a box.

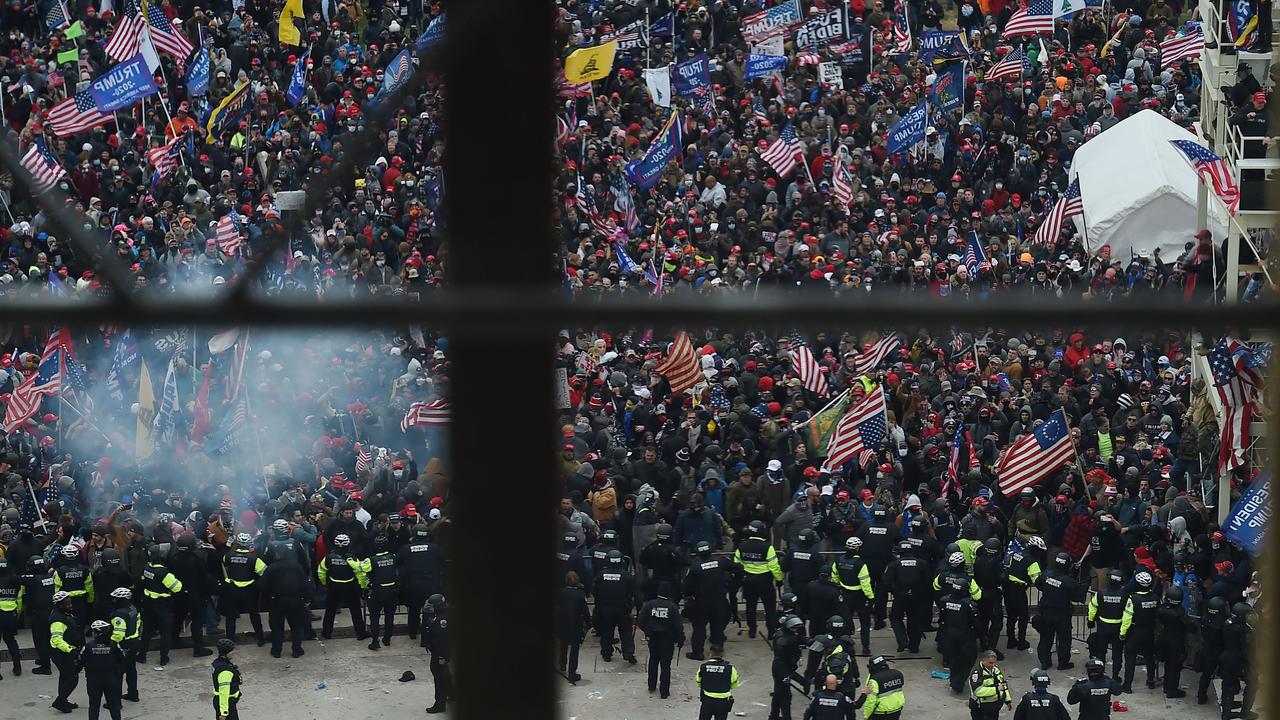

[1069,109,1228,259]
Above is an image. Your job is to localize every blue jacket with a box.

[675,506,722,551]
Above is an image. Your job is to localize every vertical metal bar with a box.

[1261,350,1279,717]
[442,0,555,718]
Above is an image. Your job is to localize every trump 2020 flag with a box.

[373,49,413,107]
[1223,470,1270,556]
[416,12,445,53]
[744,53,788,80]
[886,100,928,157]
[644,66,672,107]
[288,50,309,106]
[928,59,965,112]
[187,45,210,96]
[625,110,681,189]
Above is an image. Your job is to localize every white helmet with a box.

[61,544,80,558]
[52,591,71,603]
[272,519,289,533]
[1134,570,1154,588]
[90,620,111,632]
[235,532,252,546]
[948,551,965,568]
[110,587,133,599]
[1025,535,1047,551]
[845,537,862,552]
[334,533,351,548]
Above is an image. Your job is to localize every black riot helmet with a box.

[798,528,818,546]
[747,520,767,538]
[601,529,618,545]
[1164,585,1183,604]
[561,532,577,547]
[1232,602,1252,619]
[981,537,1002,555]
[428,594,447,611]
[1206,596,1228,615]
[695,541,713,558]
[827,615,848,635]
[867,655,890,673]
[177,535,196,551]
[1085,658,1104,676]
[1107,570,1124,588]
[1030,668,1051,687]
[784,615,805,633]
[148,544,166,562]
[1053,552,1071,570]
[872,506,888,521]
[606,549,624,566]
[101,548,122,565]
[780,592,798,612]
[896,540,914,556]
[655,524,674,541]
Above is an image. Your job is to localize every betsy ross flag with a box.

[891,12,912,54]
[401,399,450,431]
[987,47,1029,81]
[105,0,146,61]
[654,331,703,394]
[213,211,241,255]
[147,134,184,186]
[143,0,193,59]
[1160,28,1204,68]
[852,334,899,376]
[789,335,829,397]
[823,386,888,471]
[20,136,67,194]
[1209,338,1264,471]
[47,91,113,137]
[1170,139,1239,215]
[1033,177,1083,244]
[760,124,804,177]
[831,146,856,211]
[996,408,1074,495]
[1002,0,1055,38]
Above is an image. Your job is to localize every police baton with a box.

[788,679,812,698]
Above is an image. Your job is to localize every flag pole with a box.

[792,387,851,431]
[645,7,651,69]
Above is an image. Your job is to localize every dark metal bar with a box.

[4,292,1280,334]
[440,0,556,718]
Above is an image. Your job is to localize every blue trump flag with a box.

[625,110,681,190]
[918,30,968,62]
[187,46,210,96]
[648,11,675,37]
[287,50,309,106]
[1223,470,1270,556]
[89,55,159,113]
[928,59,965,113]
[674,53,711,99]
[886,101,928,156]
[369,49,413,111]
[744,53,787,80]
[416,13,446,53]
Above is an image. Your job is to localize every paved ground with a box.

[0,617,1237,720]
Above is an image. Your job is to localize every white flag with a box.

[139,25,162,72]
[751,35,785,56]
[1053,0,1085,19]
[644,67,671,108]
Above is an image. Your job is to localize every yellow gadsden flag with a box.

[279,0,304,45]
[135,361,155,459]
[563,40,617,84]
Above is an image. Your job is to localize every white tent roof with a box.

[1069,109,1228,259]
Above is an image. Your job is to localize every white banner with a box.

[819,61,844,88]
[751,35,786,57]
[644,66,672,107]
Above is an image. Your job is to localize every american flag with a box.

[823,386,888,471]
[556,115,571,146]
[753,96,768,124]
[206,397,247,455]
[831,146,855,211]
[147,134,184,186]
[1160,28,1204,68]
[1033,177,1083,244]
[760,124,804,177]
[891,12,912,54]
[213,211,241,255]
[611,172,641,234]
[1170,139,1239,215]
[986,47,1029,81]
[944,423,965,496]
[790,335,829,397]
[796,52,821,66]
[1002,0,1055,38]
[2,329,71,433]
[556,70,593,98]
[355,442,373,472]
[964,231,989,275]
[47,90,113,137]
[20,137,66,194]
[401,398,450,431]
[654,331,703,394]
[996,408,1074,495]
[143,0,193,59]
[852,334,899,376]
[601,18,649,50]
[1209,339,1263,471]
[46,2,69,30]
[105,0,146,61]
[575,173,613,237]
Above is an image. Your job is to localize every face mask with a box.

[376,259,385,267]
[393,470,403,478]
[404,180,415,187]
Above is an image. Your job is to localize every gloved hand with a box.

[1087,619,1095,629]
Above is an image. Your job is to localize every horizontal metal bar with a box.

[5,291,1280,333]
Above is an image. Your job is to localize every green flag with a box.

[808,393,851,457]
[57,48,79,65]
[63,20,85,39]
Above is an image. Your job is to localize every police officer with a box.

[696,654,740,720]
[79,619,124,720]
[212,638,243,720]
[859,507,898,629]
[884,540,928,654]
[318,533,369,640]
[259,542,311,658]
[1120,570,1158,693]
[784,528,824,621]
[169,535,215,657]
[108,587,141,701]
[594,549,640,663]
[640,524,688,600]
[939,564,980,695]
[590,529,622,587]
[50,590,84,713]
[0,555,21,678]
[973,538,1006,660]
[969,650,1013,719]
[396,523,443,640]
[1067,658,1120,720]
[264,518,311,570]
[862,654,906,720]
[1035,553,1079,671]
[1004,536,1045,651]
[21,555,55,674]
[806,565,848,639]
[422,594,451,714]
[1013,668,1070,720]
[90,550,130,621]
[934,547,983,602]
[1219,601,1254,719]
[683,540,732,660]
[362,533,399,649]
[53,544,93,624]
[1196,596,1229,705]
[557,532,587,585]
[639,581,684,698]
[222,533,267,646]
[736,520,783,638]
[558,570,590,683]
[137,544,183,665]
[1156,586,1196,700]
[770,614,807,720]
[1086,570,1130,686]
[832,536,875,653]
[803,673,859,720]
